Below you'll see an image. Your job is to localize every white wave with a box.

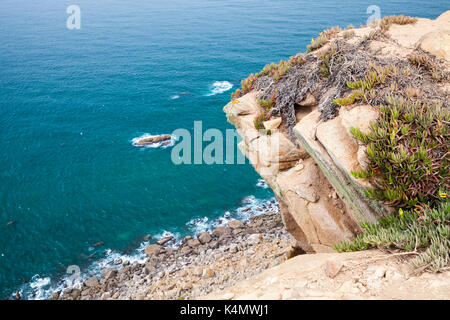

[152,230,182,248]
[131,133,175,149]
[186,196,279,237]
[170,95,180,100]
[256,178,269,189]
[205,81,233,96]
[18,241,151,300]
[19,275,52,300]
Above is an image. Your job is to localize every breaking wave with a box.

[204,81,233,96]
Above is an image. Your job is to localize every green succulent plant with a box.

[334,201,450,272]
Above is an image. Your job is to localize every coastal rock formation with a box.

[223,11,450,252]
[54,11,449,301]
[134,134,172,147]
[54,210,299,300]
[202,250,450,300]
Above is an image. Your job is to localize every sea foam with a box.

[205,81,233,96]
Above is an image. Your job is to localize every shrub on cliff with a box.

[350,95,449,211]
[335,201,450,272]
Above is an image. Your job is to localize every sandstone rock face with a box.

[386,10,450,63]
[223,11,449,252]
[223,92,361,251]
[419,30,450,61]
[212,226,231,238]
[294,107,389,226]
[275,158,359,248]
[201,250,450,300]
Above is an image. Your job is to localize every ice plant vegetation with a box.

[350,95,449,210]
[335,202,450,273]
[228,13,448,272]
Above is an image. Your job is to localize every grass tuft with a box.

[334,202,450,273]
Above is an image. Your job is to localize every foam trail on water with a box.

[205,81,233,96]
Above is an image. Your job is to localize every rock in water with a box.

[92,241,104,248]
[157,236,173,246]
[135,134,172,146]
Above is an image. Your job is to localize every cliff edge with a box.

[223,11,450,253]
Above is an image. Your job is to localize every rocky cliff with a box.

[224,11,450,253]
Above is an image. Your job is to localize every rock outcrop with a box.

[134,134,172,146]
[223,11,450,252]
[201,250,450,300]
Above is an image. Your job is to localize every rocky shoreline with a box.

[51,208,299,300]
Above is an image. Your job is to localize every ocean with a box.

[0,0,447,299]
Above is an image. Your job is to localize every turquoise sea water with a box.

[0,0,448,299]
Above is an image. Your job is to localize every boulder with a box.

[84,277,99,288]
[156,236,173,246]
[263,117,282,130]
[187,239,201,248]
[419,30,450,61]
[142,234,152,240]
[227,220,243,229]
[143,262,156,275]
[297,93,317,107]
[197,232,212,244]
[91,241,104,248]
[212,226,231,238]
[71,289,81,300]
[101,268,117,281]
[145,244,162,257]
